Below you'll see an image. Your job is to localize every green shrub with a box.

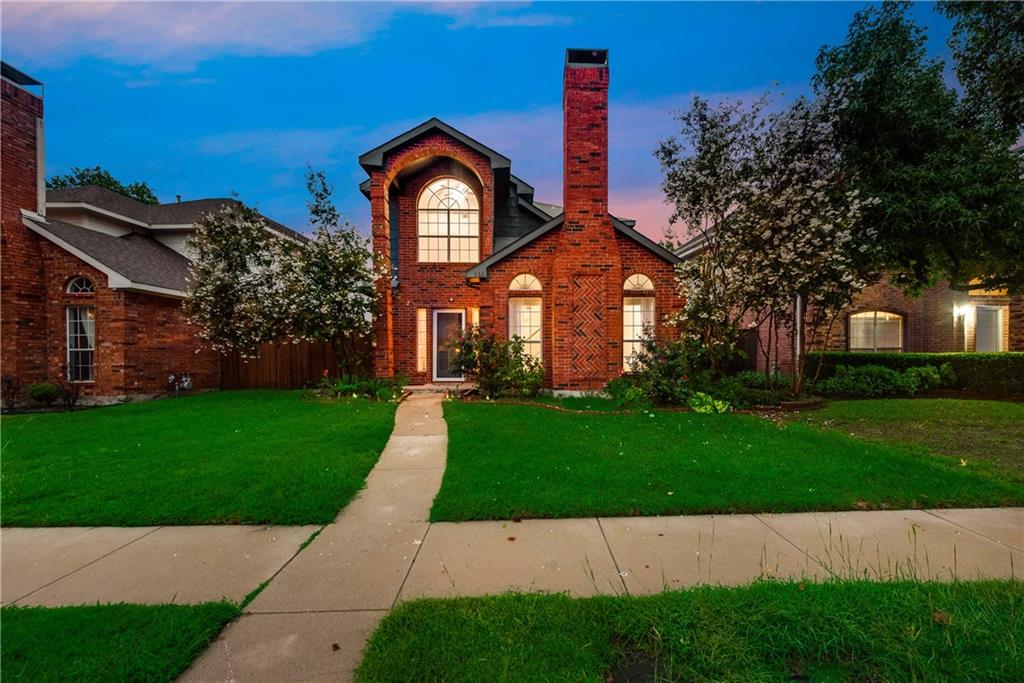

[318,373,405,402]
[687,391,730,413]
[26,382,61,406]
[733,370,792,391]
[450,327,544,399]
[814,364,920,398]
[605,376,649,408]
[627,337,711,406]
[905,365,942,390]
[808,352,1022,395]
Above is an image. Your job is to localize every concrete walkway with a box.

[2,392,1021,682]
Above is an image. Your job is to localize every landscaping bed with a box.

[1,390,397,526]
[1,602,239,682]
[431,401,1023,521]
[357,580,1024,681]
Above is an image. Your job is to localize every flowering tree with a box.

[282,170,380,373]
[185,171,380,373]
[655,95,770,375]
[658,95,877,392]
[184,201,286,357]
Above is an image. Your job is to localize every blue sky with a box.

[2,2,954,238]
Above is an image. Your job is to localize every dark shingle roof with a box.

[23,214,192,293]
[46,186,306,241]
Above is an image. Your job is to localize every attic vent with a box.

[566,49,608,67]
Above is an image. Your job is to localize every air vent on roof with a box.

[566,49,608,67]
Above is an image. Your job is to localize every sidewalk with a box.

[2,393,1021,682]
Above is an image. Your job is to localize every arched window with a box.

[849,311,903,352]
[417,177,480,263]
[67,277,95,294]
[623,274,655,372]
[624,273,654,291]
[509,274,542,360]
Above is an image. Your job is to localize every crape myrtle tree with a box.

[284,170,380,374]
[657,95,877,391]
[185,171,380,372]
[815,0,1024,294]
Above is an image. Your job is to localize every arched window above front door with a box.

[417,177,480,263]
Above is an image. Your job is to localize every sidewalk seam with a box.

[392,522,432,608]
[8,525,164,605]
[921,510,1023,553]
[753,514,830,575]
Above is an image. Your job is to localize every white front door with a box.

[975,306,1004,352]
[433,310,465,381]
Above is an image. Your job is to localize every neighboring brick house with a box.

[675,230,1024,376]
[362,49,682,391]
[1,63,299,400]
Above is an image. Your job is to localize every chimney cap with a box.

[566,48,608,68]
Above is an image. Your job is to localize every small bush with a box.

[687,391,730,413]
[814,364,920,398]
[905,365,941,390]
[27,382,61,406]
[450,327,544,399]
[733,370,791,391]
[808,352,1022,395]
[318,373,406,402]
[605,376,649,408]
[1,374,24,410]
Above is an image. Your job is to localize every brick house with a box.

[1,63,299,400]
[362,49,682,391]
[675,228,1024,376]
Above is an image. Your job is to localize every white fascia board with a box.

[45,202,151,229]
[21,211,187,299]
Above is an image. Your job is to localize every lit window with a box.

[624,273,654,291]
[623,296,655,372]
[416,308,428,373]
[67,277,95,293]
[849,311,903,352]
[469,307,479,327]
[510,273,542,291]
[66,306,96,382]
[509,297,542,360]
[417,177,479,263]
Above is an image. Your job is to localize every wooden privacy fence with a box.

[220,338,371,390]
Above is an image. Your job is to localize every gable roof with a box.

[22,211,192,296]
[465,213,680,278]
[46,186,306,241]
[358,118,511,172]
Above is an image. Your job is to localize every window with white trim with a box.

[509,297,542,360]
[66,306,96,382]
[624,273,654,291]
[417,177,479,263]
[67,277,95,293]
[848,311,903,352]
[623,296,655,372]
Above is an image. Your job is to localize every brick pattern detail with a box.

[571,275,606,378]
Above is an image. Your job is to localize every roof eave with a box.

[22,211,188,298]
[358,118,511,174]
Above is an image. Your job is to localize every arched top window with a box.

[417,177,480,263]
[849,311,903,352]
[624,273,654,291]
[510,273,542,291]
[67,277,95,294]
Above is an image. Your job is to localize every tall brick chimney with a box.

[562,48,609,233]
[552,49,622,392]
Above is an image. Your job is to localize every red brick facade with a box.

[752,278,1024,373]
[1,75,219,399]
[368,50,683,390]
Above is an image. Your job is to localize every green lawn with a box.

[795,399,1024,480]
[357,580,1024,682]
[1,391,396,526]
[431,401,1023,521]
[1,602,239,682]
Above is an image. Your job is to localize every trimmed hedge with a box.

[807,352,1024,395]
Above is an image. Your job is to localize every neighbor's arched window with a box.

[66,277,95,294]
[509,274,542,360]
[417,177,480,263]
[623,274,655,372]
[849,311,903,352]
